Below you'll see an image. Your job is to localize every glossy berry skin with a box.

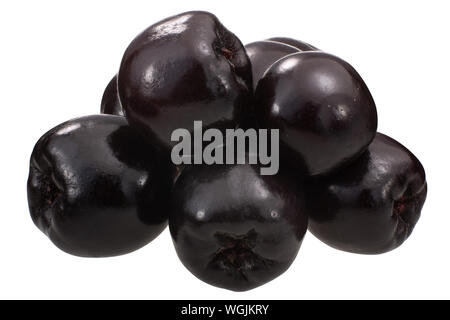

[100,74,124,116]
[256,52,378,176]
[169,163,308,291]
[267,37,319,51]
[306,133,427,254]
[27,115,173,257]
[245,41,299,90]
[118,11,252,151]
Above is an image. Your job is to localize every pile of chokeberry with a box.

[28,11,427,291]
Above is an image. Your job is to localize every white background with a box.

[0,0,448,299]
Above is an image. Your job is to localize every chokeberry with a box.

[169,162,308,291]
[118,11,253,151]
[100,74,124,116]
[306,133,427,254]
[27,115,173,257]
[245,40,299,90]
[255,51,378,176]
